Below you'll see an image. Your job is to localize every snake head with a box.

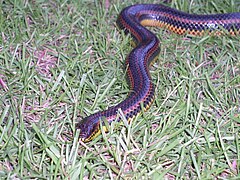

[77,115,102,142]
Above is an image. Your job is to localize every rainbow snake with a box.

[77,4,240,142]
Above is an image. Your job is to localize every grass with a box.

[0,0,240,179]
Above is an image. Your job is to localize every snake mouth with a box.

[79,133,87,141]
[79,138,86,142]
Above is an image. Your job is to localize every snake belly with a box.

[77,4,240,142]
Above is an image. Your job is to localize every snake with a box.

[77,3,240,142]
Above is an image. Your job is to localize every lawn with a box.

[0,0,239,179]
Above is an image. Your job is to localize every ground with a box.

[0,0,239,179]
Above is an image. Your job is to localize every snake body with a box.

[77,4,240,142]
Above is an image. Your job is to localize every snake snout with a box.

[77,121,90,140]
